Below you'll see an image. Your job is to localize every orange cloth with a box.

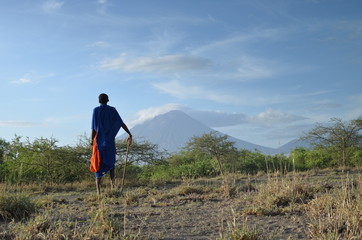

[90,134,101,173]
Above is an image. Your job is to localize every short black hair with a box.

[98,93,109,104]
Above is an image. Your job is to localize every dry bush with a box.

[219,208,258,240]
[105,188,124,199]
[242,175,317,216]
[172,184,207,196]
[220,176,238,199]
[123,193,140,206]
[0,193,36,221]
[9,208,67,239]
[306,176,362,239]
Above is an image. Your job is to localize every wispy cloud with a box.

[152,80,240,104]
[90,41,111,47]
[130,105,307,136]
[11,77,33,84]
[130,104,249,128]
[146,29,185,55]
[0,115,80,128]
[0,121,42,128]
[187,110,248,127]
[186,108,305,128]
[45,114,86,125]
[343,94,362,120]
[100,54,212,73]
[41,0,64,13]
[235,56,275,79]
[126,104,312,148]
[152,80,286,106]
[191,28,283,55]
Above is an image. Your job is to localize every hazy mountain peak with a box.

[121,110,309,154]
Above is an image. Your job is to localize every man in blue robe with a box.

[91,93,132,195]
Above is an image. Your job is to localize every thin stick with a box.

[120,142,130,194]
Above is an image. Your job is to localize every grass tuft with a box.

[219,208,259,240]
[306,177,362,239]
[0,194,36,221]
[173,185,206,196]
[242,176,317,216]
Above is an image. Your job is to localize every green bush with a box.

[305,148,334,169]
[1,136,89,184]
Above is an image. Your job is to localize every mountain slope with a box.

[275,138,312,154]
[126,110,213,152]
[121,110,276,153]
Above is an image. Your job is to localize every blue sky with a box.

[0,0,361,148]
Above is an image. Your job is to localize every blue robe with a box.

[92,104,124,178]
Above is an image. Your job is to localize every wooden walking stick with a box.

[120,140,130,194]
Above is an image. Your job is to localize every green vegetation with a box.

[0,117,361,238]
[0,118,361,185]
[0,136,90,184]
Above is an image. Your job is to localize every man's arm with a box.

[91,107,97,146]
[91,129,97,145]
[121,122,133,145]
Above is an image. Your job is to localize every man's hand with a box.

[90,140,94,150]
[127,135,133,146]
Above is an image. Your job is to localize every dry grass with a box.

[0,194,36,221]
[0,170,361,239]
[242,175,317,216]
[306,176,362,239]
[218,208,258,240]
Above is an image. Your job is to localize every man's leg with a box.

[96,177,102,195]
[110,168,115,189]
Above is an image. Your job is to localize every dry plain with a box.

[0,169,361,239]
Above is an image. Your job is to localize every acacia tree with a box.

[302,118,362,167]
[0,138,9,164]
[115,139,167,165]
[184,132,238,175]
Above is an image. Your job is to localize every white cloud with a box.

[97,0,107,4]
[11,77,33,84]
[41,0,64,12]
[90,41,110,47]
[189,108,305,128]
[129,104,186,127]
[100,54,211,73]
[187,110,248,127]
[252,108,306,126]
[129,105,249,128]
[153,80,240,104]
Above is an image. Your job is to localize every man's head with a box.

[98,93,109,104]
